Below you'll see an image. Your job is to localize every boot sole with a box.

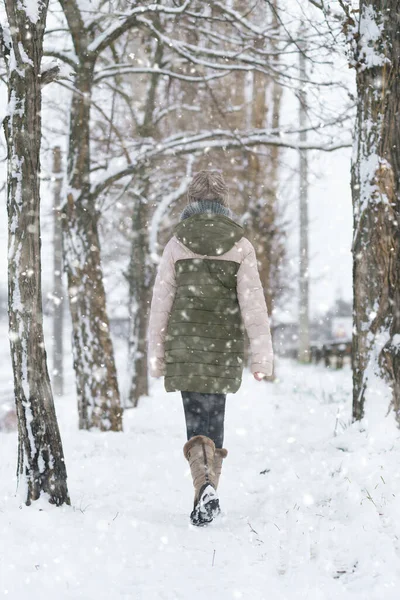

[190,485,220,526]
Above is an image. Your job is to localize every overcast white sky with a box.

[288,145,353,316]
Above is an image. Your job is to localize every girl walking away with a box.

[148,171,273,526]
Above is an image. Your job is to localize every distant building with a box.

[331,316,352,341]
[273,296,352,357]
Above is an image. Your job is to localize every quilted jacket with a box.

[148,212,273,393]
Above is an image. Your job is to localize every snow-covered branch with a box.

[94,64,229,85]
[211,2,275,37]
[40,61,60,86]
[90,127,351,200]
[153,102,201,125]
[88,0,192,55]
[137,16,343,89]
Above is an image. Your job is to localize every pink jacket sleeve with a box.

[147,239,177,378]
[237,241,274,376]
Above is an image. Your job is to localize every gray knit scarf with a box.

[180,200,234,222]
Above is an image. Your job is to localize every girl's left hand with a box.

[254,372,266,381]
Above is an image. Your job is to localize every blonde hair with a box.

[187,170,228,206]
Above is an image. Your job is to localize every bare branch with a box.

[308,0,324,9]
[54,79,132,164]
[40,63,60,86]
[44,49,78,69]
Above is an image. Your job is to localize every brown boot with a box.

[183,435,219,525]
[214,448,228,490]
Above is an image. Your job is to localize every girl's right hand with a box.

[254,372,266,381]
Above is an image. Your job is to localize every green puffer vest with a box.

[165,213,245,394]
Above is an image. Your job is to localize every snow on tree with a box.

[1,0,70,505]
[56,0,128,431]
[338,0,400,421]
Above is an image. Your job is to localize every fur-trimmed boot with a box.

[214,448,228,490]
[183,435,219,526]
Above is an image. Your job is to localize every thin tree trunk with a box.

[62,65,123,431]
[3,0,70,505]
[298,24,310,363]
[127,43,163,407]
[262,3,283,321]
[127,190,153,407]
[245,2,282,379]
[350,1,400,421]
[53,147,64,397]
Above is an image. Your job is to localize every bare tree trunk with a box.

[349,1,400,421]
[52,147,64,397]
[298,24,310,363]
[3,1,69,505]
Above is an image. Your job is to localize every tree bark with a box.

[350,1,400,421]
[62,63,123,431]
[127,192,152,407]
[56,1,123,430]
[4,0,70,505]
[52,147,64,397]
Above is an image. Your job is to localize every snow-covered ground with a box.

[1,324,400,599]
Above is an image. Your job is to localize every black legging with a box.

[181,391,226,449]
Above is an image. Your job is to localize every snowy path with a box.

[1,349,400,599]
